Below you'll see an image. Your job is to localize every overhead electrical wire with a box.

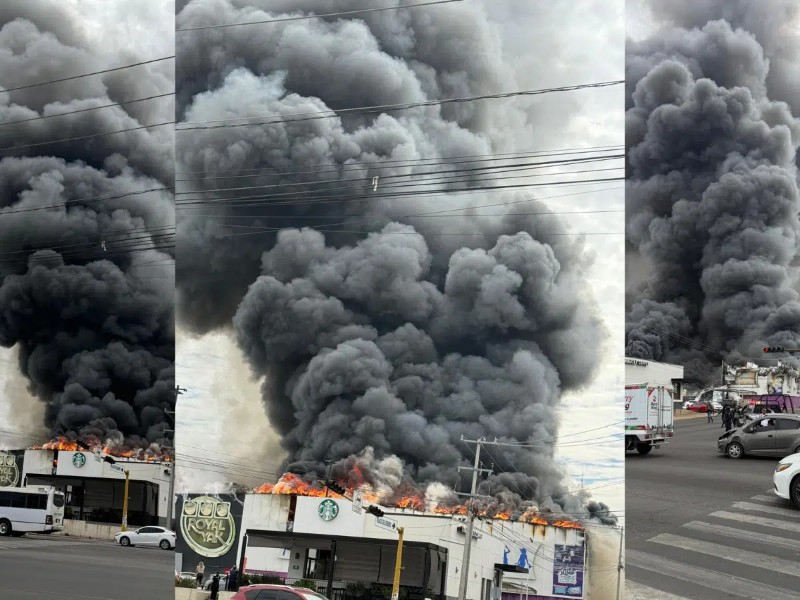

[0,92,175,127]
[176,0,465,32]
[175,81,625,130]
[1,56,175,93]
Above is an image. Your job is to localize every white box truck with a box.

[625,383,674,455]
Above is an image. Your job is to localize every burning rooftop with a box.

[30,436,172,463]
[253,473,583,530]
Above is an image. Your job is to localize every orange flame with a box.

[30,436,172,463]
[254,473,584,529]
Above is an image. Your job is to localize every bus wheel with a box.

[0,520,11,536]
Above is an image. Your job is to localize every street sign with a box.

[109,464,124,474]
[375,515,397,532]
[353,492,363,513]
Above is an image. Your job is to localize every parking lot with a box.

[0,534,173,599]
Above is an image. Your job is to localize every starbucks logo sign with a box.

[318,499,339,522]
[180,496,236,558]
[0,453,19,487]
[72,452,87,468]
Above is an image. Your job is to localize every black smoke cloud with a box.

[177,1,610,521]
[0,3,175,450]
[625,6,800,384]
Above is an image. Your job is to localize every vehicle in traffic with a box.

[114,525,176,549]
[686,400,723,413]
[718,414,800,459]
[0,486,65,537]
[230,584,330,600]
[625,383,674,454]
[774,453,800,509]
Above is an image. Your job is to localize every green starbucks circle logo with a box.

[318,499,339,522]
[72,452,86,468]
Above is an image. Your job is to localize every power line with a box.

[0,121,174,154]
[2,56,175,93]
[0,93,175,127]
[176,0,465,32]
[176,80,624,130]
[0,186,173,216]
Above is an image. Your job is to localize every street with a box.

[625,415,800,599]
[0,534,173,599]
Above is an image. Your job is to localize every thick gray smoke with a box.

[625,5,800,384]
[177,0,611,521]
[0,3,175,450]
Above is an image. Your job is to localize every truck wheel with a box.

[726,442,744,459]
[0,520,11,536]
[791,475,800,509]
[636,443,652,455]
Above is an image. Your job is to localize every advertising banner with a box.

[552,543,584,598]
[175,492,245,574]
[0,452,21,487]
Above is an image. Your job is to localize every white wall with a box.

[625,358,683,388]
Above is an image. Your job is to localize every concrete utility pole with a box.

[390,527,405,600]
[615,526,624,600]
[164,390,179,529]
[457,436,491,600]
[121,469,130,531]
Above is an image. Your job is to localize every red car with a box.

[230,584,331,600]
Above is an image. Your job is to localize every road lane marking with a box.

[649,533,800,578]
[731,501,800,520]
[626,580,691,600]
[627,549,800,600]
[750,494,789,506]
[709,511,800,533]
[682,521,800,552]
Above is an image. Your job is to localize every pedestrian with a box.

[210,573,220,600]
[723,407,733,432]
[227,564,239,591]
[195,561,205,588]
[720,405,728,428]
[706,401,714,423]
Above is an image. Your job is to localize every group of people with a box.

[706,401,778,431]
[194,561,240,598]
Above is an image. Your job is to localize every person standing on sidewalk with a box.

[195,561,205,588]
[706,401,714,423]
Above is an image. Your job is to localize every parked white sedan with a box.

[115,526,176,549]
[774,453,800,509]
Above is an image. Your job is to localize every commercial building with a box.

[15,448,172,529]
[624,357,685,400]
[176,491,622,600]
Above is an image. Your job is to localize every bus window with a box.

[52,494,64,508]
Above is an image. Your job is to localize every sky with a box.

[174,0,625,520]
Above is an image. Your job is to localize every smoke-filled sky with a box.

[0,1,175,451]
[176,0,624,522]
[625,0,800,385]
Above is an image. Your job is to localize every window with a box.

[775,419,800,431]
[139,527,159,534]
[52,493,64,508]
[0,492,13,507]
[27,495,47,510]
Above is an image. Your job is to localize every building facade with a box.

[20,448,172,527]
[175,492,621,600]
[625,357,685,400]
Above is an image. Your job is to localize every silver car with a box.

[718,414,800,459]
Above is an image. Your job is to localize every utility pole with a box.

[164,388,180,529]
[457,436,492,600]
[615,526,624,600]
[121,469,130,531]
[390,527,405,600]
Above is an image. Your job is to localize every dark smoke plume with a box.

[625,5,800,384]
[0,3,175,451]
[177,1,612,522]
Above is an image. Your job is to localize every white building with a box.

[21,448,172,528]
[219,494,621,600]
[625,358,685,399]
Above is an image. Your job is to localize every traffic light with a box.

[326,480,347,496]
[764,347,785,353]
[366,505,385,517]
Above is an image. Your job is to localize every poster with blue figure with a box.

[552,543,584,598]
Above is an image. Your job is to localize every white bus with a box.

[0,486,65,537]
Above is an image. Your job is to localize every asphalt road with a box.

[0,534,173,599]
[625,415,800,600]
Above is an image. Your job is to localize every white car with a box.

[774,453,800,508]
[115,526,176,549]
